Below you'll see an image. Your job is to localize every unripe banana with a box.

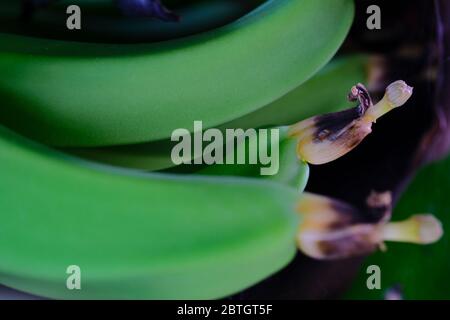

[198,126,310,192]
[67,55,369,171]
[0,126,299,299]
[0,0,354,147]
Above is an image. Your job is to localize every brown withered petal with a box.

[296,191,443,260]
[288,81,413,165]
[298,223,380,260]
[348,83,374,113]
[366,190,392,223]
[297,192,380,260]
[296,192,363,230]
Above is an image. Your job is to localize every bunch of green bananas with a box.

[1,0,415,299]
[0,0,354,146]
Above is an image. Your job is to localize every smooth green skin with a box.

[0,0,265,43]
[199,126,310,192]
[0,126,299,299]
[67,55,368,171]
[222,55,369,129]
[345,155,450,300]
[0,0,354,147]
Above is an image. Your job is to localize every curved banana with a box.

[0,0,354,147]
[66,55,369,171]
[0,126,299,299]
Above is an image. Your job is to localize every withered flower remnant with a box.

[296,191,443,260]
[289,81,413,165]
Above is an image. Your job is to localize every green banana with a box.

[198,126,310,192]
[0,0,354,147]
[0,126,300,299]
[66,55,369,171]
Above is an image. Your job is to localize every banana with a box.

[66,55,369,171]
[198,126,310,192]
[0,0,354,147]
[225,55,371,129]
[0,126,299,299]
